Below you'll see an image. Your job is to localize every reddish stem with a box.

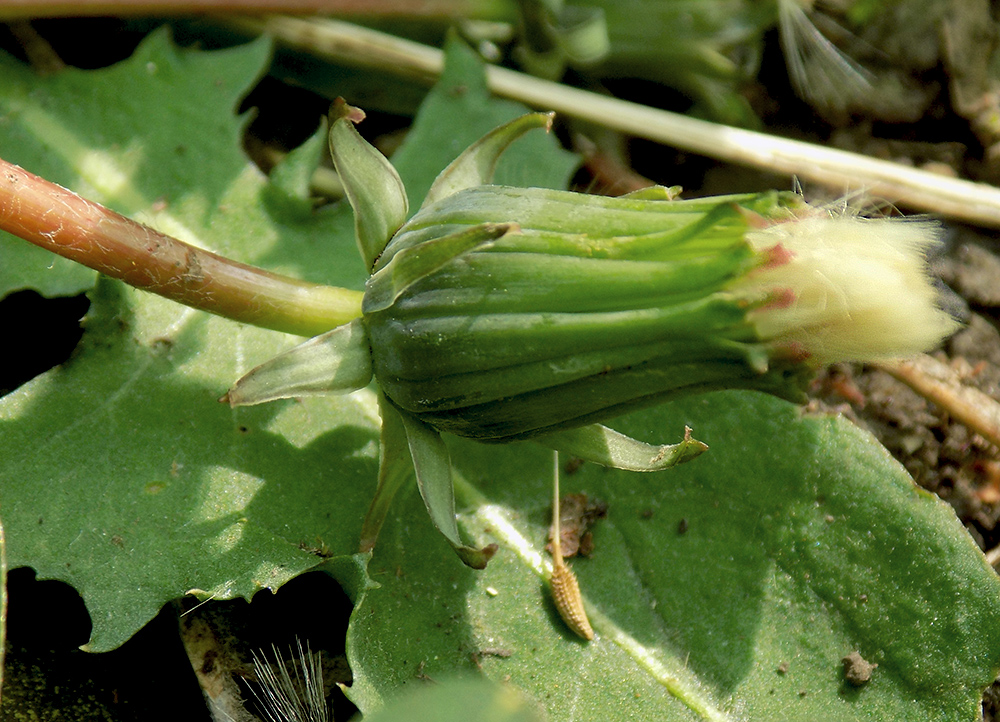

[0,157,362,336]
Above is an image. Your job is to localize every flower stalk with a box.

[0,157,363,337]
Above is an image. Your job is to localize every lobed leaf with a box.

[0,28,374,650]
[0,27,574,652]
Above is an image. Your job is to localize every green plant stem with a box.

[0,157,362,336]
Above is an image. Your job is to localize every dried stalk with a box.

[0,0,495,19]
[874,355,1000,450]
[228,15,1000,229]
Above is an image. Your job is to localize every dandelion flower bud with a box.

[230,109,958,445]
[227,109,960,566]
[234,109,957,447]
[365,189,957,443]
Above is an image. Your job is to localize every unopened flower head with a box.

[228,110,959,445]
[362,187,957,442]
[734,209,959,365]
[225,109,962,567]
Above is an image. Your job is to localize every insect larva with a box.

[549,451,594,641]
[550,559,593,640]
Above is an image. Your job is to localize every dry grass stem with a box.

[228,14,1000,229]
[874,355,1000,450]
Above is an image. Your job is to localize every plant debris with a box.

[842,651,877,687]
[547,493,608,559]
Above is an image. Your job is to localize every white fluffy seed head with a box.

[736,213,959,364]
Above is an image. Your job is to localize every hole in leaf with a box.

[0,290,89,396]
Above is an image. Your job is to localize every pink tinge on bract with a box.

[759,242,795,270]
[331,96,366,124]
[734,204,773,230]
[766,339,812,364]
[733,211,959,365]
[755,287,797,312]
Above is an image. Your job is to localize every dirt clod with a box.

[842,651,877,686]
